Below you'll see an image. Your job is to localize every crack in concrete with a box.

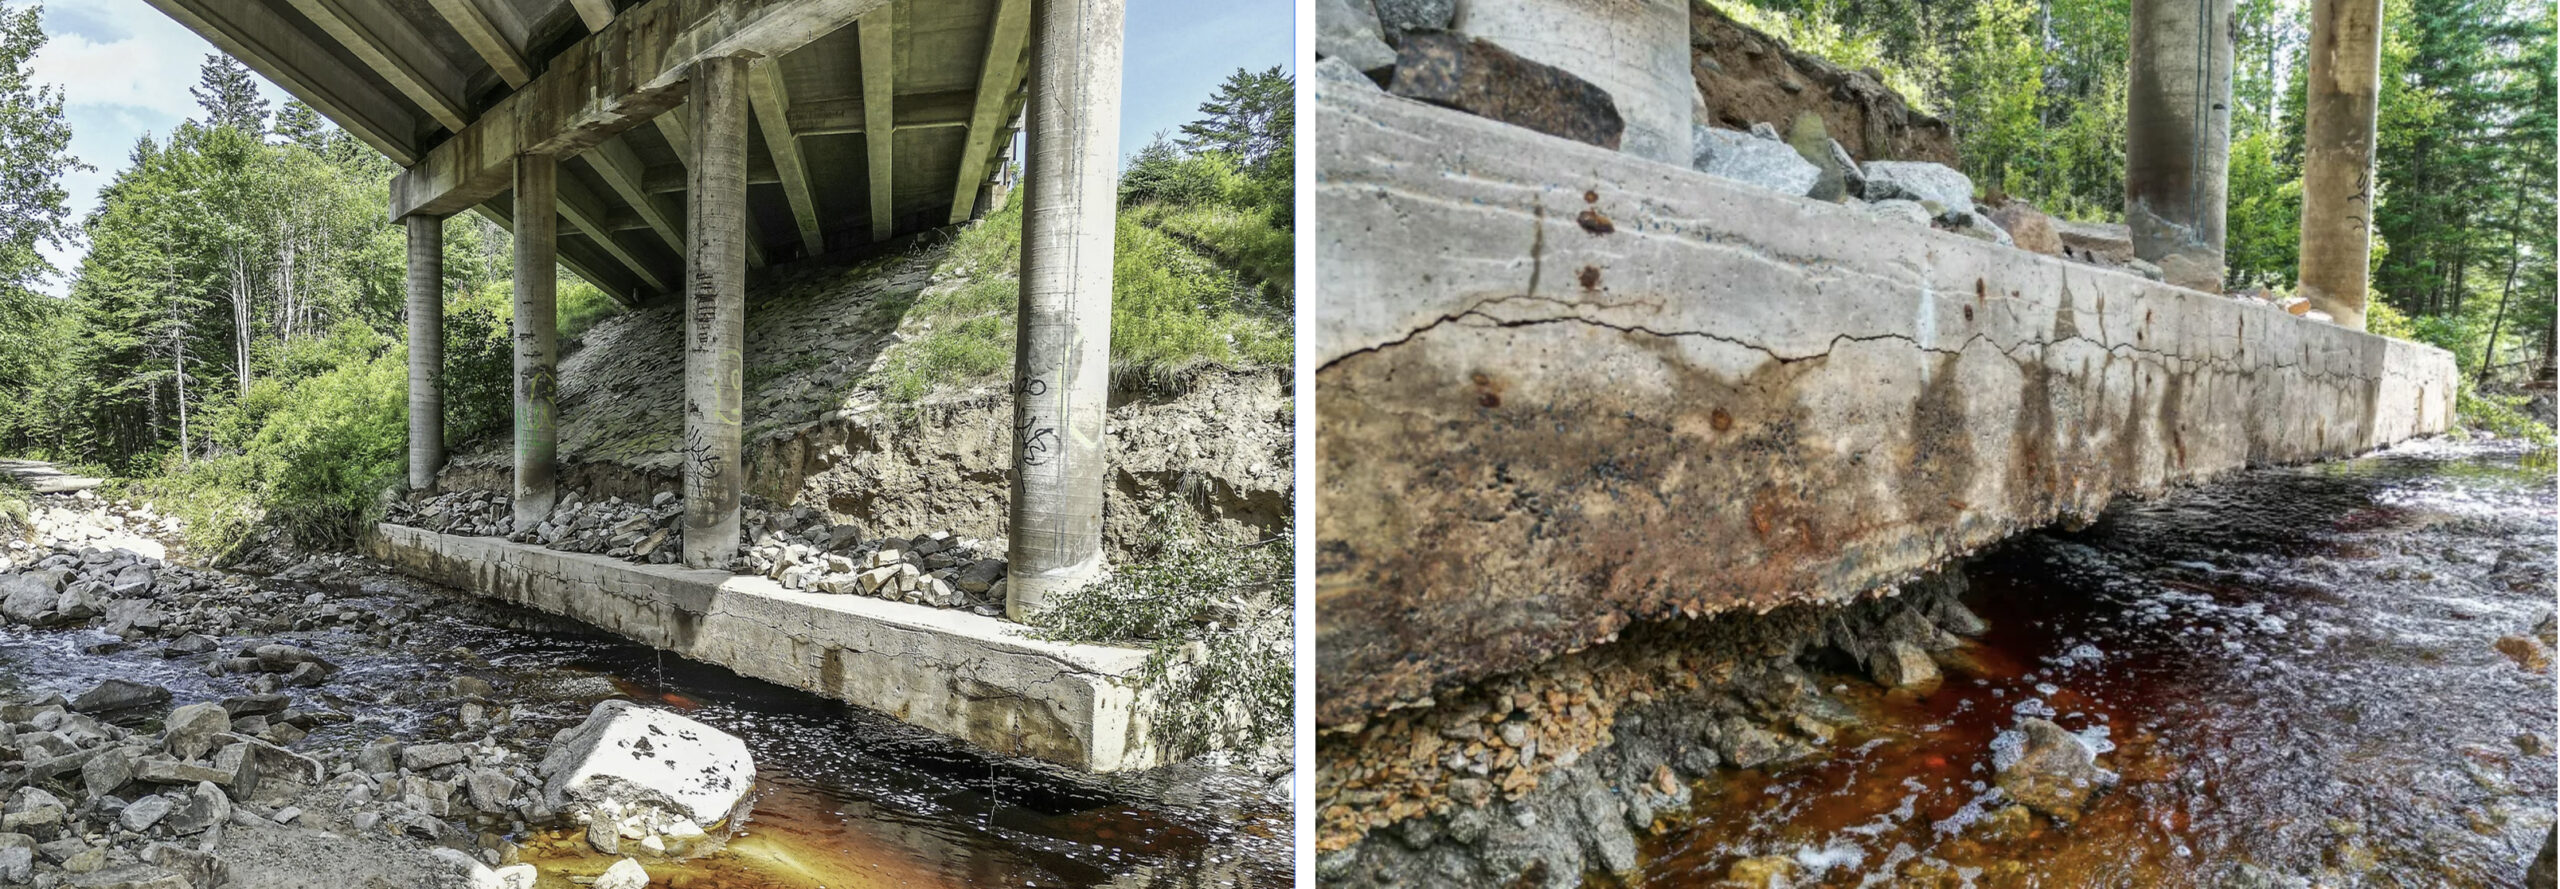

[1325,290,2396,385]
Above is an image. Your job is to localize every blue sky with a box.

[21,0,1296,295]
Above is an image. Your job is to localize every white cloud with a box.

[20,0,288,295]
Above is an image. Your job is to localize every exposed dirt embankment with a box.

[1691,1,1960,167]
[441,247,1292,558]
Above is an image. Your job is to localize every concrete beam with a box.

[1007,0,1126,619]
[1310,84,2459,726]
[555,168,675,296]
[749,57,827,258]
[786,91,976,135]
[511,154,561,530]
[581,134,685,254]
[859,6,895,242]
[683,58,750,568]
[389,0,885,221]
[144,0,423,164]
[652,109,770,269]
[426,0,535,89]
[365,523,1161,771]
[570,0,618,31]
[283,0,474,132]
[468,202,638,306]
[949,0,1029,224]
[406,216,445,491]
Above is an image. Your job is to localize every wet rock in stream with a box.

[1315,566,1985,889]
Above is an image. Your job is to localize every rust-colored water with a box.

[1639,440,2556,887]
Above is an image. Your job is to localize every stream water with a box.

[1639,438,2558,886]
[0,562,1291,888]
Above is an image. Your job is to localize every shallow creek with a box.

[0,560,1290,888]
[1640,438,2557,886]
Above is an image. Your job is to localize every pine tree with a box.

[273,99,325,150]
[0,2,88,445]
[1176,66,1291,172]
[191,54,268,135]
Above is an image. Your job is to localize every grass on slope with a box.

[866,200,1292,403]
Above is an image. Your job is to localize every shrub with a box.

[148,322,407,555]
[1032,521,1293,760]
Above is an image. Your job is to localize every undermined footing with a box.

[1315,568,1989,886]
[362,523,1161,773]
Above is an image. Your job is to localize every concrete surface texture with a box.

[1312,81,2458,727]
[364,522,1162,773]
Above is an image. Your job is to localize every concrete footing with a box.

[362,523,1161,773]
[1312,83,2459,726]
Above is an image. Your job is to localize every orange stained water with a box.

[1637,441,2556,887]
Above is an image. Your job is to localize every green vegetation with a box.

[868,66,1295,403]
[0,47,615,553]
[1033,511,1292,758]
[1721,0,2554,415]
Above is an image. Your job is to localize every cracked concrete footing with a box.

[362,523,1160,772]
[1311,80,2459,728]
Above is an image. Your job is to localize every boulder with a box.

[0,569,70,625]
[1862,161,1976,217]
[1986,202,2063,256]
[69,680,170,721]
[1315,0,1397,75]
[1993,718,2109,821]
[162,703,229,761]
[1389,33,1626,151]
[400,742,468,772]
[1866,199,1932,228]
[1369,0,1454,41]
[1692,125,1820,196]
[2054,219,2136,264]
[593,858,651,889]
[539,701,754,853]
[1868,640,1942,691]
[1785,112,1859,202]
[157,782,228,836]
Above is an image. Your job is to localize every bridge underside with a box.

[1311,82,2459,727]
[147,0,1030,306]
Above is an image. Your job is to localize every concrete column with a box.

[405,215,444,491]
[512,154,560,530]
[1453,0,1691,167]
[2126,0,2236,293]
[2297,0,2383,330]
[1006,0,1124,620]
[682,58,749,569]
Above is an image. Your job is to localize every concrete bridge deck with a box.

[1311,81,2459,727]
[147,0,1029,306]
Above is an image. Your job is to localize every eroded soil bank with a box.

[1318,436,2554,887]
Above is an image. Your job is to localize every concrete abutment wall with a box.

[1312,82,2458,727]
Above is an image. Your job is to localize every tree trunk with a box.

[2476,189,2527,388]
[228,247,253,395]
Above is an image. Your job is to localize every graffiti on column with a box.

[1014,375,1058,467]
[2348,169,2371,229]
[683,425,725,485]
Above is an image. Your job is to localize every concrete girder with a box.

[570,0,618,31]
[282,0,474,132]
[143,0,424,164]
[749,57,828,258]
[468,201,640,306]
[788,90,975,135]
[582,134,686,255]
[425,0,535,88]
[388,0,886,222]
[555,167,676,297]
[949,0,1030,224]
[859,5,896,241]
[652,110,771,269]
